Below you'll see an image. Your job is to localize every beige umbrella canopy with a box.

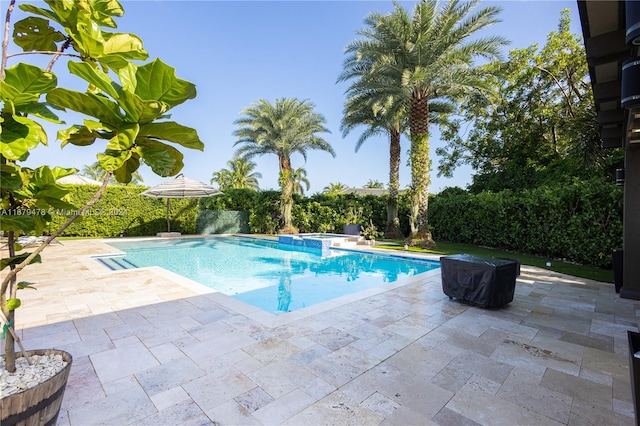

[141,174,222,232]
[56,174,102,185]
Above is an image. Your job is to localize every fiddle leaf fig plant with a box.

[1,0,204,373]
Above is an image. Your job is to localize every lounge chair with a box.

[0,235,62,249]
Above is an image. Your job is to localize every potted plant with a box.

[342,206,363,235]
[1,1,204,423]
[361,219,382,245]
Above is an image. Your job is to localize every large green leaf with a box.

[138,138,184,176]
[0,252,41,271]
[43,0,124,29]
[117,90,145,122]
[13,17,65,51]
[47,88,123,127]
[58,125,101,147]
[98,149,131,172]
[116,63,137,93]
[32,166,56,185]
[34,185,70,201]
[106,123,139,150]
[113,154,140,183]
[36,196,76,210]
[0,114,47,160]
[134,59,196,107]
[84,119,113,133]
[138,100,169,123]
[1,63,57,104]
[90,0,125,27]
[0,215,35,233]
[18,4,59,24]
[49,166,78,181]
[67,61,119,99]
[0,167,23,191]
[138,122,204,150]
[17,103,63,124]
[102,32,147,61]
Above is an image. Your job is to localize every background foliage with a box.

[47,185,198,237]
[430,180,622,268]
[51,180,622,269]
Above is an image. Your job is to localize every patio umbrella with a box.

[140,174,222,232]
[56,174,102,185]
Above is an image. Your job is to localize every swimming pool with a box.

[103,236,439,314]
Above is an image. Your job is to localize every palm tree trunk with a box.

[407,95,436,248]
[278,156,298,234]
[385,128,404,239]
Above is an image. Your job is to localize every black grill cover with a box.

[440,254,520,308]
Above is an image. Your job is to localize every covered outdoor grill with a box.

[440,254,520,308]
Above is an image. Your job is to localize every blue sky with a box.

[17,0,582,194]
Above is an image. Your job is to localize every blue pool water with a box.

[105,237,439,314]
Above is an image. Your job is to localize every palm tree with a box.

[292,167,310,196]
[80,163,104,181]
[81,162,143,185]
[323,182,347,195]
[234,98,334,233]
[210,169,233,190]
[340,0,506,247]
[211,157,261,191]
[364,179,385,189]
[339,84,407,238]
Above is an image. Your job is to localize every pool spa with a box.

[278,233,362,250]
[101,236,440,314]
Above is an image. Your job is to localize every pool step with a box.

[93,255,138,271]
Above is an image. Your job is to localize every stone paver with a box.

[2,237,638,425]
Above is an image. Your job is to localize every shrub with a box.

[429,179,622,268]
[48,185,198,237]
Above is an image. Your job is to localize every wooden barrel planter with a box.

[1,349,73,426]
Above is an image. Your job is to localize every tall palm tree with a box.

[323,182,347,195]
[340,0,506,247]
[292,167,311,196]
[234,98,334,233]
[340,92,407,238]
[211,157,261,191]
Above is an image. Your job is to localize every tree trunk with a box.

[278,156,298,234]
[407,94,436,249]
[3,231,17,373]
[385,128,404,239]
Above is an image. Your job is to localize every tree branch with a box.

[1,0,15,80]
[46,38,74,71]
[534,64,575,118]
[6,49,81,61]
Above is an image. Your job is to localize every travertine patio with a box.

[3,238,638,425]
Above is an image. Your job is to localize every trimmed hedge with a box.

[48,185,199,237]
[429,180,623,268]
[199,189,390,235]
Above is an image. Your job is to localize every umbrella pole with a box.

[166,198,171,232]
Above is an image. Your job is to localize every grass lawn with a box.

[376,239,614,284]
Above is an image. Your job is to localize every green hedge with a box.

[199,189,390,235]
[429,180,623,268]
[48,185,199,237]
[48,181,622,268]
